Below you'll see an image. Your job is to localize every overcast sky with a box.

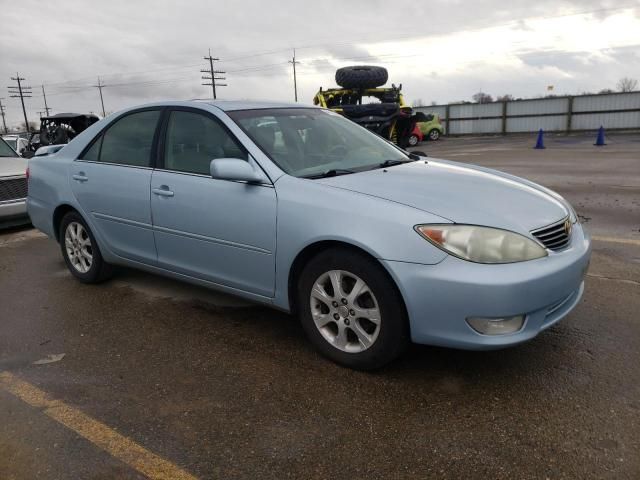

[1,0,639,127]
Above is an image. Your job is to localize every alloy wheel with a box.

[309,270,381,353]
[64,221,93,273]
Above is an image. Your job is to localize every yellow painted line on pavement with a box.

[0,371,198,480]
[592,235,640,246]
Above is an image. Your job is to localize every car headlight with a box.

[415,224,547,264]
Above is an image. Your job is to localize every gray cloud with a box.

[0,0,636,127]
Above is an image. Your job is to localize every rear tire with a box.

[297,248,409,370]
[59,211,113,284]
[335,66,388,89]
[408,134,420,146]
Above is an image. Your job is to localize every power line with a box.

[23,3,636,97]
[0,3,632,119]
[201,49,227,100]
[8,73,32,132]
[0,98,7,134]
[288,49,300,102]
[92,77,106,117]
[41,85,52,116]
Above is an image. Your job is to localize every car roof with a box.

[187,99,312,111]
[85,100,318,123]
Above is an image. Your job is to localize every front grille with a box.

[531,217,571,251]
[0,177,28,202]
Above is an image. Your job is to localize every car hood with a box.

[0,156,28,177]
[316,159,569,232]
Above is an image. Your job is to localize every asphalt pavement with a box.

[1,132,638,479]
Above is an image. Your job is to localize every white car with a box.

[2,135,29,157]
[0,136,29,227]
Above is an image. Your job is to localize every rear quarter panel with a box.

[27,153,75,238]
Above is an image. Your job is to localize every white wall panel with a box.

[572,111,640,130]
[507,98,568,115]
[573,93,640,112]
[450,103,502,119]
[507,115,567,132]
[449,119,502,134]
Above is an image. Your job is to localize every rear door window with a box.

[82,110,160,167]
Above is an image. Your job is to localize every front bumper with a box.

[383,223,591,349]
[0,198,29,227]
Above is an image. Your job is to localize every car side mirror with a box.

[210,158,266,184]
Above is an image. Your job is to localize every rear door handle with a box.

[152,186,174,197]
[72,173,88,182]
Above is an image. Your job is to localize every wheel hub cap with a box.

[309,270,381,353]
[64,222,93,274]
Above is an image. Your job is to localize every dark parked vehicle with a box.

[39,113,100,147]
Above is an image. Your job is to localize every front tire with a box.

[297,248,409,370]
[59,211,113,283]
[428,128,440,141]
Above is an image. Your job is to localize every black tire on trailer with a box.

[335,66,389,89]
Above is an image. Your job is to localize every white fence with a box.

[415,91,640,135]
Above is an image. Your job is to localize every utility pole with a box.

[288,49,301,102]
[41,85,51,116]
[8,73,32,133]
[0,98,7,134]
[93,77,106,117]
[201,50,226,100]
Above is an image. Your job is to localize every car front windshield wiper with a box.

[377,158,416,168]
[303,168,357,179]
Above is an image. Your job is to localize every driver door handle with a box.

[72,172,88,182]
[152,186,174,197]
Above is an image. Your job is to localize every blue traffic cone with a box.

[534,129,545,149]
[594,126,606,146]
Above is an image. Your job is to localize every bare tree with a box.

[412,98,425,107]
[617,77,638,92]
[598,88,615,94]
[472,92,493,103]
[20,121,38,132]
[496,94,514,102]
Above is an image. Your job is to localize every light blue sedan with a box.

[27,101,591,369]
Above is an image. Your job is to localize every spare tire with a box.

[335,66,388,89]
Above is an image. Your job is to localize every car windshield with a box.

[0,138,18,157]
[228,108,409,177]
